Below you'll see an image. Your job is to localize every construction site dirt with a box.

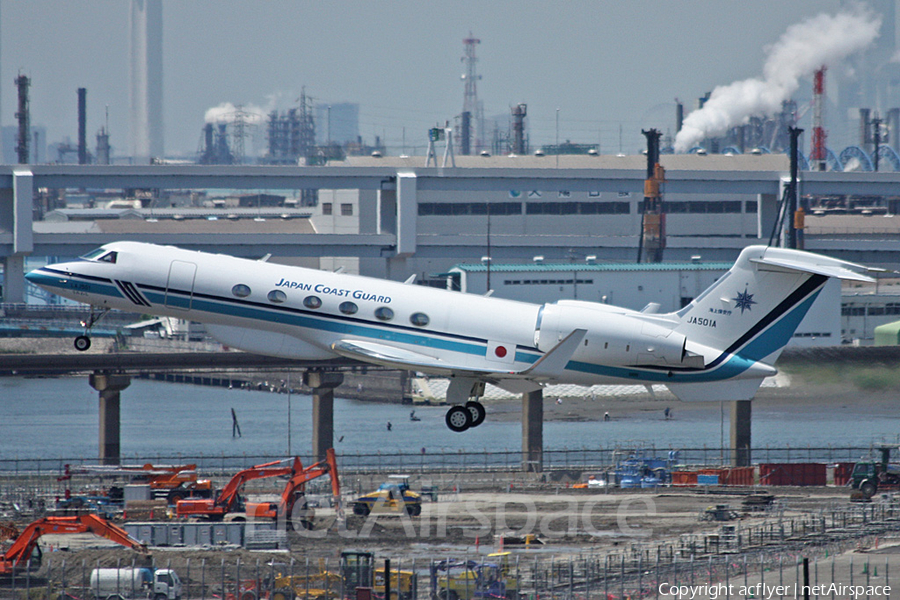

[8,484,900,600]
[3,342,900,597]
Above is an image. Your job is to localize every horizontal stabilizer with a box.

[752,250,874,283]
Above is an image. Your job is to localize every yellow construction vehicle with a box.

[351,475,422,517]
[269,551,416,600]
[431,552,522,600]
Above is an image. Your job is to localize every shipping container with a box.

[759,463,826,486]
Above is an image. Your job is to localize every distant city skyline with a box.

[1,0,895,161]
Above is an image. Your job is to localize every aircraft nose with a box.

[24,268,45,283]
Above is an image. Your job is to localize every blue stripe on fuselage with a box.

[33,266,821,385]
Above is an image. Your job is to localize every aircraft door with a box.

[165,260,197,310]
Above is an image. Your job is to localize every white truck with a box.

[89,567,182,600]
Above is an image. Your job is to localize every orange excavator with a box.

[176,450,340,529]
[245,448,341,530]
[62,462,212,503]
[175,458,299,521]
[0,514,147,575]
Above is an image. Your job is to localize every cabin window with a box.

[374,306,394,321]
[267,290,287,304]
[339,301,358,315]
[232,284,251,298]
[303,295,322,309]
[98,251,118,264]
[410,312,430,327]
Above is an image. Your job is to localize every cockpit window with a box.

[81,248,107,260]
[97,251,118,264]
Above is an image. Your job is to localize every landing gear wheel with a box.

[445,405,471,432]
[465,401,486,427]
[74,335,92,352]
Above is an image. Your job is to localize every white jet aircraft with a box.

[26,242,873,432]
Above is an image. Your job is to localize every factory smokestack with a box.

[78,88,87,165]
[129,0,163,163]
[15,74,30,164]
[674,8,880,152]
[511,103,527,154]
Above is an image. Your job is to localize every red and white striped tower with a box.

[811,66,827,171]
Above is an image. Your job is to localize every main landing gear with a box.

[443,378,487,432]
[74,307,110,352]
[445,400,486,433]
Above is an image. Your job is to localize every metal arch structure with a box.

[875,145,900,171]
[825,148,843,172]
[839,146,874,172]
[687,146,707,154]
[797,152,811,172]
[721,146,743,155]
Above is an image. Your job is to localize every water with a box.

[1,377,898,463]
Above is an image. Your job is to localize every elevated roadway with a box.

[0,351,360,465]
[0,348,547,471]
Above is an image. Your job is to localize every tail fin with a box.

[673,246,872,366]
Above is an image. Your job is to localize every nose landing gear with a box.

[74,307,110,352]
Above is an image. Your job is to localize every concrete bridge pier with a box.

[89,372,131,466]
[731,400,752,467]
[522,389,543,472]
[303,370,344,461]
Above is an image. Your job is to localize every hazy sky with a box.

[1,1,849,158]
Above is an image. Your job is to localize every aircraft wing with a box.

[330,339,515,376]
[330,329,586,380]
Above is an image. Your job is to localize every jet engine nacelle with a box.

[535,301,689,368]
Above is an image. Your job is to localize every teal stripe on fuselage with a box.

[37,268,816,387]
[141,288,493,360]
[561,291,821,383]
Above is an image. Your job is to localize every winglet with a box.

[522,329,586,378]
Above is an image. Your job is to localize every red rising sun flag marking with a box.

[486,341,515,363]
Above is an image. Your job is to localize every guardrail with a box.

[0,446,878,477]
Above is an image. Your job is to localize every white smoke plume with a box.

[204,102,268,125]
[674,8,881,152]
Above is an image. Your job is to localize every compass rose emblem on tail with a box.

[732,287,757,314]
